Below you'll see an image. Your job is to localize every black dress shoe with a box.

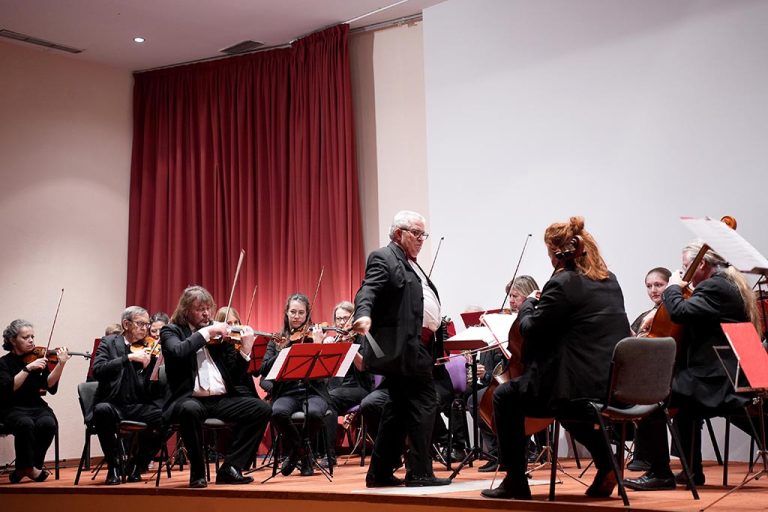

[585,469,618,498]
[33,469,50,482]
[404,475,452,487]
[216,463,254,485]
[480,475,531,500]
[105,466,121,486]
[281,455,299,476]
[126,463,142,483]
[189,477,208,488]
[623,471,676,491]
[675,471,705,486]
[300,457,315,477]
[478,460,499,473]
[366,473,404,488]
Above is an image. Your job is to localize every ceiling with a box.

[0,0,444,71]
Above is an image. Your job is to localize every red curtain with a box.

[127,25,364,330]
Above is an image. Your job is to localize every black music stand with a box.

[705,322,768,511]
[261,342,356,483]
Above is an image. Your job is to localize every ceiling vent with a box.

[220,40,265,55]
[0,29,83,53]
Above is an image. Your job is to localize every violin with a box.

[130,336,161,356]
[21,346,91,365]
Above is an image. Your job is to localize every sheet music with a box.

[445,326,496,344]
[265,346,291,380]
[481,313,516,359]
[336,343,359,378]
[680,217,768,275]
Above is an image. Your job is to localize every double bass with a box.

[644,216,737,356]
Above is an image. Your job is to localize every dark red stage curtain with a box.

[127,25,364,330]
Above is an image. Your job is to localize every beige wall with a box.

[350,23,432,260]
[0,40,133,463]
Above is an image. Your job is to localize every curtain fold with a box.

[127,25,363,329]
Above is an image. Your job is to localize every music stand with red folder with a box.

[707,322,768,510]
[262,342,358,482]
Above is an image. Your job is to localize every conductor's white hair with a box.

[389,210,425,240]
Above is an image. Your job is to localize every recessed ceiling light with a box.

[133,37,145,43]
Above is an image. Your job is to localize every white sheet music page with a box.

[336,343,359,377]
[680,217,768,274]
[481,313,516,359]
[446,326,496,344]
[265,345,291,380]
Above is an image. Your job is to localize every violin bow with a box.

[244,284,258,326]
[299,267,325,340]
[428,236,445,279]
[499,234,532,311]
[45,288,65,353]
[223,249,246,325]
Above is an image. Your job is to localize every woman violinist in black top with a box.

[0,319,71,483]
[259,293,330,477]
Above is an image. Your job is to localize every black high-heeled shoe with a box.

[33,469,50,482]
[9,470,23,484]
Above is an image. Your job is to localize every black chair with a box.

[548,337,699,506]
[267,409,333,481]
[74,381,152,485]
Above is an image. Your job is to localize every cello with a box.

[644,215,737,357]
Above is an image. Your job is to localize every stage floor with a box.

[2,457,767,512]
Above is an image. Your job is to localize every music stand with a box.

[705,322,768,511]
[261,342,357,483]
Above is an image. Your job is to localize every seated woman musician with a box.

[0,319,71,483]
[482,216,631,500]
[215,307,241,327]
[624,241,762,491]
[630,267,672,336]
[259,293,330,477]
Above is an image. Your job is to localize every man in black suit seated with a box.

[160,286,271,488]
[352,210,451,488]
[92,306,163,485]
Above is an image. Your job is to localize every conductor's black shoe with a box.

[623,471,676,491]
[365,473,404,488]
[675,471,705,487]
[216,464,253,485]
[404,475,452,487]
[105,466,121,485]
[189,477,208,488]
[481,475,532,500]
[126,463,142,483]
[281,455,299,476]
[585,469,618,498]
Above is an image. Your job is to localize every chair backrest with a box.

[609,336,676,406]
[77,381,99,424]
[445,355,468,395]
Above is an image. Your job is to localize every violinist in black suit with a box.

[624,242,762,490]
[482,216,630,500]
[161,285,271,488]
[259,293,331,477]
[352,210,450,488]
[91,306,163,484]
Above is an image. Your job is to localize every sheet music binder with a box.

[715,322,768,392]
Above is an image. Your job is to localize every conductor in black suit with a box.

[352,210,450,488]
[91,306,163,484]
[482,216,631,500]
[161,286,271,488]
